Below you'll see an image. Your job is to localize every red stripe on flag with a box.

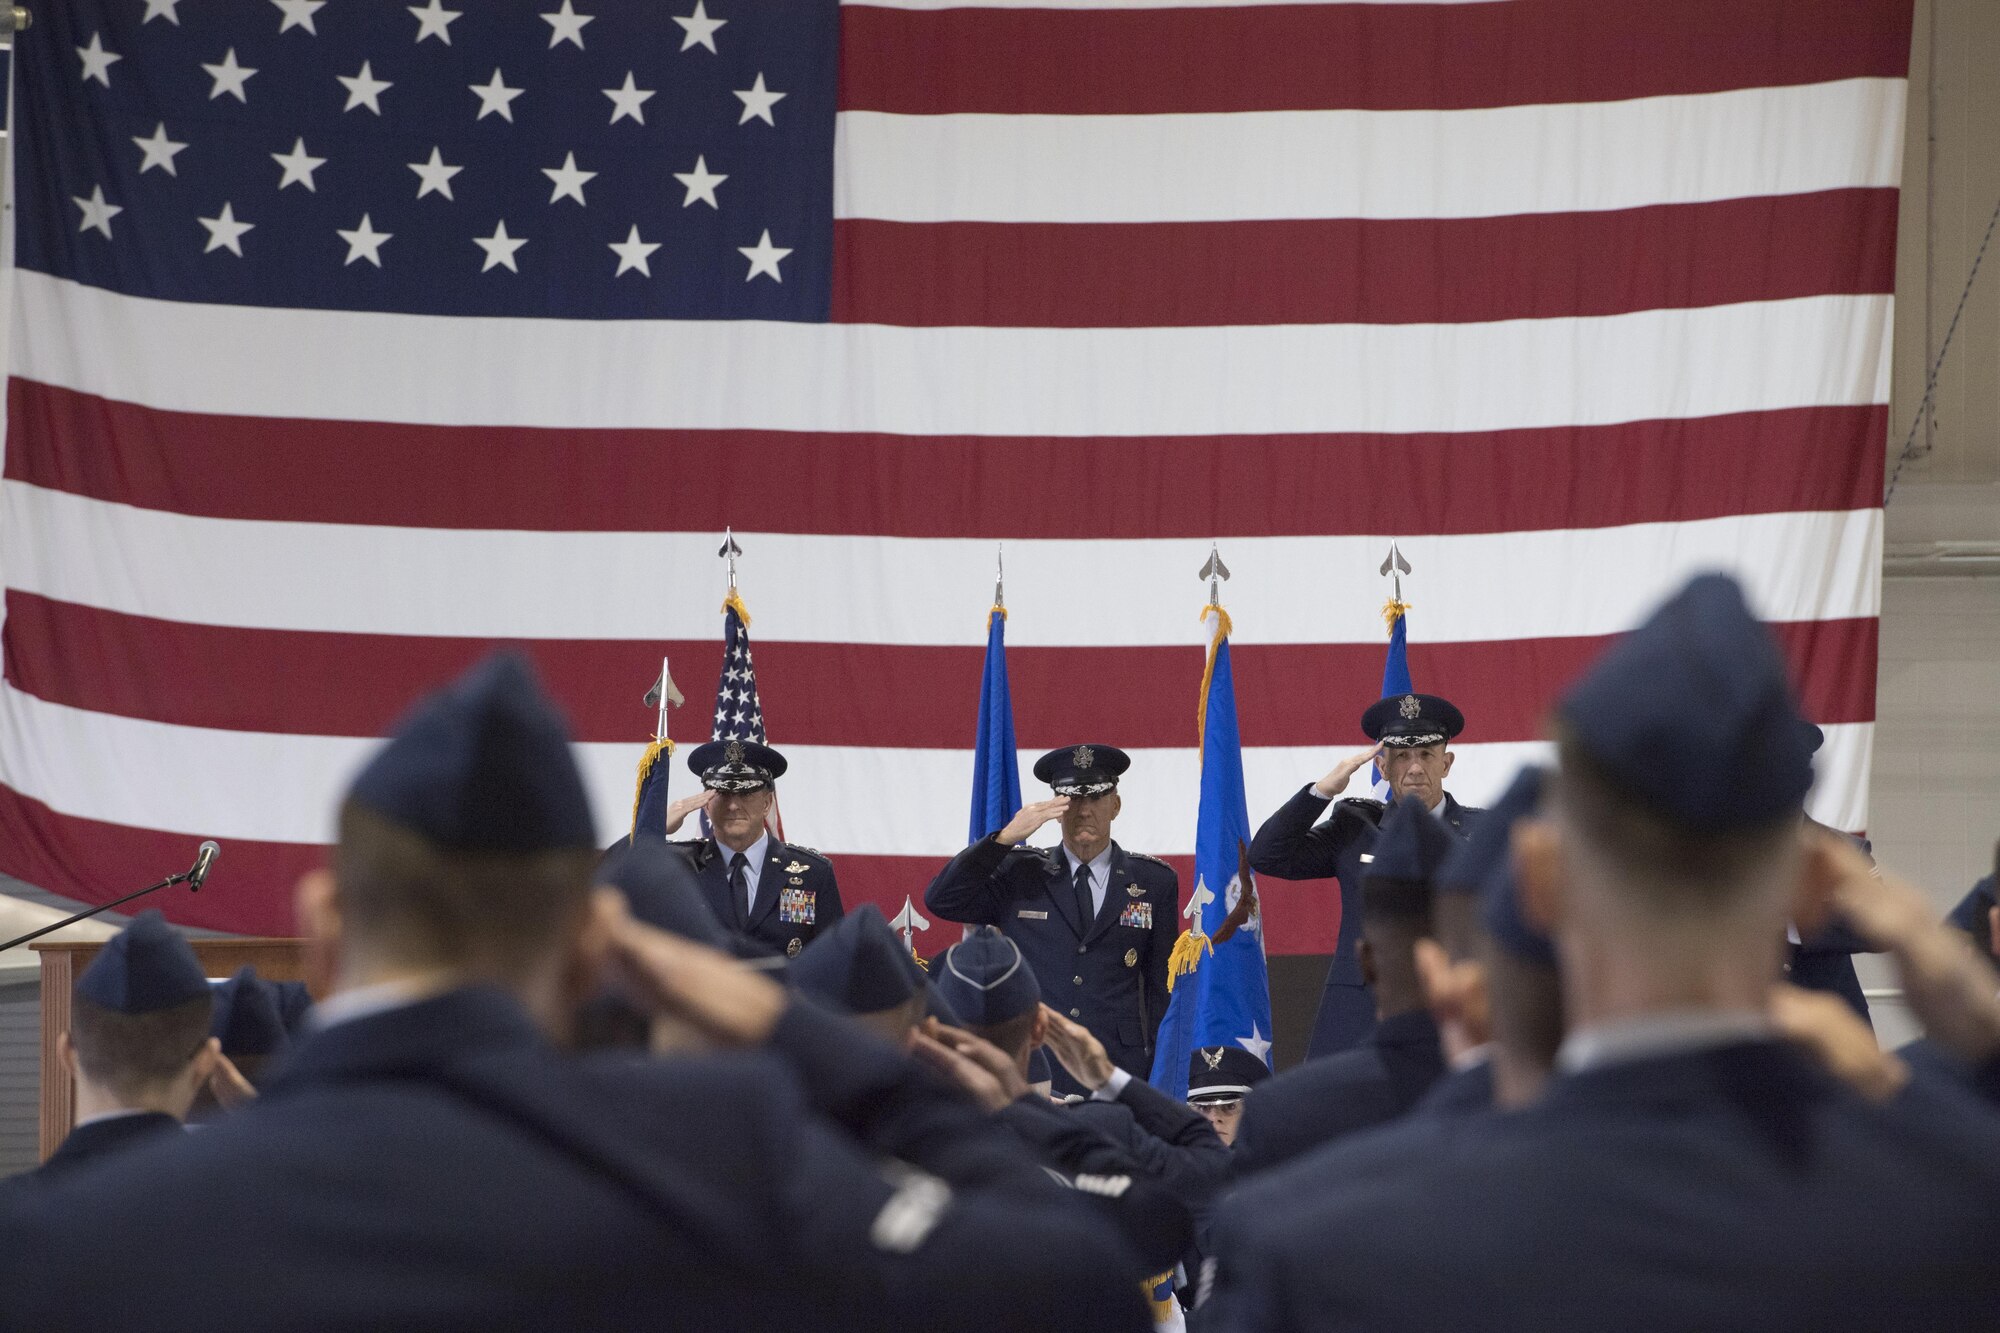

[6,381,1886,538]
[838,0,1914,116]
[0,786,1348,953]
[833,192,1900,328]
[5,591,1877,747]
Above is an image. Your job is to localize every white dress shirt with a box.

[1557,1009,1775,1075]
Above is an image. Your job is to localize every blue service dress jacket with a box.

[0,1111,181,1199]
[0,986,1150,1333]
[925,835,1178,1095]
[1231,1010,1447,1177]
[1409,1055,1494,1118]
[672,836,845,959]
[1200,1038,2000,1332]
[1248,787,1478,1058]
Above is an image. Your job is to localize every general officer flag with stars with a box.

[1149,602,1274,1101]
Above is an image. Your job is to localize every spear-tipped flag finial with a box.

[890,896,931,952]
[1199,543,1231,605]
[719,528,743,592]
[994,543,1005,612]
[1379,542,1413,604]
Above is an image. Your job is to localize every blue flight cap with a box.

[1437,773,1540,899]
[935,926,1042,1026]
[596,837,730,950]
[77,911,211,1015]
[685,739,786,793]
[348,652,596,853]
[1187,1045,1271,1102]
[1557,573,1813,831]
[272,981,315,1036]
[1365,795,1458,883]
[1032,744,1130,797]
[209,967,290,1058]
[1477,767,1556,967]
[1361,693,1466,749]
[790,905,923,1015]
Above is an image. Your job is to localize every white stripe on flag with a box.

[14,276,1892,437]
[3,482,1881,645]
[834,80,1904,223]
[0,683,1871,853]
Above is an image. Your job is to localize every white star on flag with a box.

[338,215,392,267]
[408,0,462,43]
[271,137,327,191]
[674,0,726,53]
[271,0,325,35]
[198,202,255,257]
[408,147,463,201]
[133,123,189,176]
[739,230,791,283]
[602,72,654,126]
[674,156,726,209]
[542,152,597,206]
[77,32,123,87]
[542,1,593,49]
[1235,1024,1273,1064]
[733,74,786,127]
[474,221,528,273]
[608,225,660,278]
[72,186,122,239]
[470,69,523,122]
[203,48,257,102]
[340,62,392,115]
[143,0,183,23]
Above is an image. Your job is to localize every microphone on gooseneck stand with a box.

[0,840,224,952]
[188,841,221,892]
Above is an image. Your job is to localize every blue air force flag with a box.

[1371,603,1415,802]
[1148,606,1275,1099]
[968,606,1023,844]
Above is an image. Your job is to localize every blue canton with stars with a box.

[15,0,837,321]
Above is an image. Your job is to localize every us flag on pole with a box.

[2,0,1907,951]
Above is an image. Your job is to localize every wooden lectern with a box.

[30,939,312,1162]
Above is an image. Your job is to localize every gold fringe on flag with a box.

[1382,598,1412,633]
[1194,602,1233,746]
[626,735,675,842]
[1165,924,1212,993]
[723,590,753,627]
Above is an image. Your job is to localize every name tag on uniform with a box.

[779,888,816,925]
[1119,901,1153,931]
[1018,909,1049,920]
[1358,853,1375,864]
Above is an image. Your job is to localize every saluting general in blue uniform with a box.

[925,745,1178,1097]
[1249,693,1479,1059]
[670,738,844,959]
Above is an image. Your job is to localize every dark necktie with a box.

[1072,861,1095,933]
[729,852,750,929]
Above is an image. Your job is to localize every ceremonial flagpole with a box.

[1149,544,1275,1099]
[1372,544,1416,802]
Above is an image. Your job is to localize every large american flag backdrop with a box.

[2,0,1907,956]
